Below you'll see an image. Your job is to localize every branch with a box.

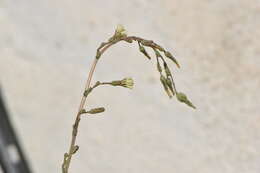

[61,25,195,173]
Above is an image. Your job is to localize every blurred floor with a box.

[0,0,260,173]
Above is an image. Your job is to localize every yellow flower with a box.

[115,24,127,37]
[121,78,134,89]
[116,24,125,33]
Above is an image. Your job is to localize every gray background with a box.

[0,0,260,172]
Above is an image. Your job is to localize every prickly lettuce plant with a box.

[61,25,195,173]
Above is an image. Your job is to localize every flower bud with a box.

[166,78,175,95]
[115,24,125,34]
[163,62,172,77]
[176,92,196,109]
[160,75,172,98]
[115,24,127,38]
[86,107,105,114]
[111,78,134,89]
[72,145,79,154]
[138,42,151,60]
[153,49,162,58]
[164,51,180,68]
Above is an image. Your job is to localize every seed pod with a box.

[164,51,180,68]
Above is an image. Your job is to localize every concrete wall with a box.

[0,0,259,172]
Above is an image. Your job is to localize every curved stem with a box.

[62,34,179,173]
[62,58,98,173]
[62,41,119,173]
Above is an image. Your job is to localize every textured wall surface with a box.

[0,0,260,172]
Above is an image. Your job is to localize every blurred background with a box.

[0,0,259,172]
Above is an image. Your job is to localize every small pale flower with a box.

[115,24,127,37]
[116,24,125,33]
[121,78,134,89]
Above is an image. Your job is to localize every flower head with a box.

[121,77,134,89]
[115,24,127,37]
[116,24,125,33]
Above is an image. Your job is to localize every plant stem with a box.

[62,41,119,173]
[62,58,98,173]
[62,33,185,172]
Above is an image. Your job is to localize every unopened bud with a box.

[166,78,175,95]
[72,145,79,154]
[86,107,105,114]
[176,92,196,109]
[138,42,151,60]
[163,62,172,77]
[164,51,180,68]
[153,49,162,58]
[160,75,172,98]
